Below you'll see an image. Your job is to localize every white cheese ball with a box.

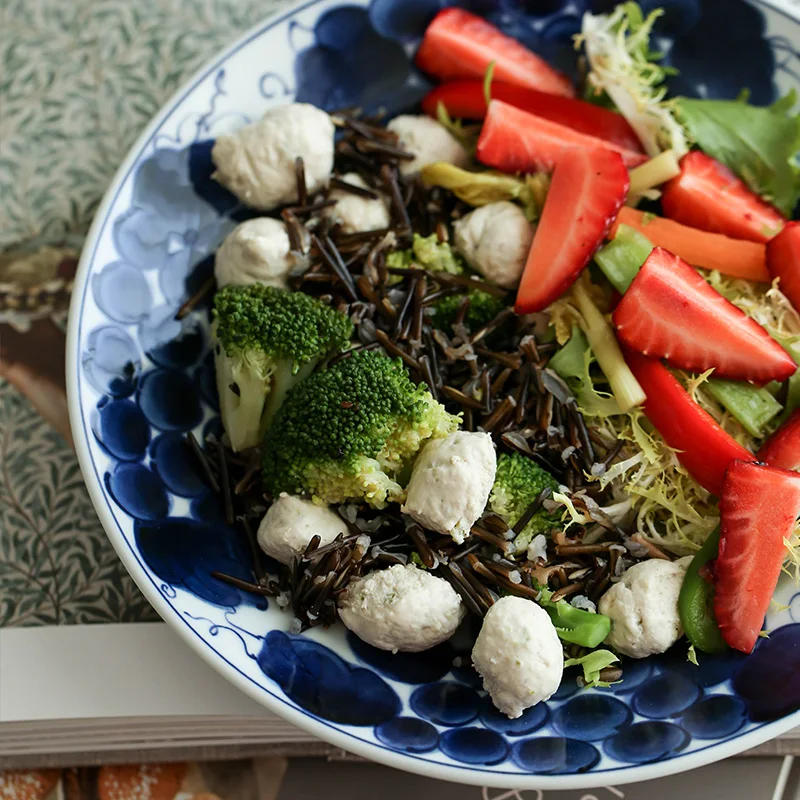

[215,218,294,289]
[387,115,469,176]
[472,596,563,719]
[401,431,496,544]
[454,202,534,289]
[322,172,391,234]
[212,103,334,211]
[338,564,466,653]
[257,494,347,566]
[598,557,692,659]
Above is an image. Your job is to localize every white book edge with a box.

[1,622,798,758]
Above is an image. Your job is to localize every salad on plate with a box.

[187,1,800,720]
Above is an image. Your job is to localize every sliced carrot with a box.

[610,207,769,283]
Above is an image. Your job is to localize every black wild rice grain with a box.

[176,275,215,321]
[211,571,278,596]
[330,176,380,199]
[186,432,220,494]
[295,156,308,207]
[217,439,234,526]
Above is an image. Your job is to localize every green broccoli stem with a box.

[540,597,612,648]
[705,379,782,437]
[593,224,654,293]
[572,277,645,412]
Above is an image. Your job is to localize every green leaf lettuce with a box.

[677,92,800,216]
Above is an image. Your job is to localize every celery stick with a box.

[594,225,654,293]
[548,325,589,382]
[628,150,681,195]
[706,379,782,437]
[572,278,645,412]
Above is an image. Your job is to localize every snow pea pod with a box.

[679,526,728,654]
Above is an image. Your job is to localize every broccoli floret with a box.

[489,452,561,551]
[386,234,465,275]
[212,284,352,452]
[262,350,461,508]
[432,289,507,335]
[385,249,413,269]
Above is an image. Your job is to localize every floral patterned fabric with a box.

[0,0,282,626]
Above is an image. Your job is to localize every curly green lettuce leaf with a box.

[549,330,721,555]
[564,649,621,688]
[420,162,549,221]
[548,326,624,418]
[677,92,800,216]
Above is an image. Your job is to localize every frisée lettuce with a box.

[579,2,688,157]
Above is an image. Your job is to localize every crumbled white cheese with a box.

[598,557,692,658]
[453,202,534,290]
[214,218,294,288]
[257,494,346,565]
[212,103,334,210]
[472,596,563,718]
[338,564,466,652]
[323,172,390,234]
[387,115,469,176]
[402,431,496,544]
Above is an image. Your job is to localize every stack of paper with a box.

[0,624,316,760]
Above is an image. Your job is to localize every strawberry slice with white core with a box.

[476,100,648,174]
[714,460,800,653]
[612,247,797,384]
[415,8,575,98]
[514,147,629,314]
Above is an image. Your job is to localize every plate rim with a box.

[65,0,800,788]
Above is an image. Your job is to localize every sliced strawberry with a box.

[515,147,629,314]
[415,8,575,98]
[767,221,800,314]
[612,247,797,384]
[623,348,753,495]
[714,460,800,653]
[662,152,785,244]
[421,80,644,153]
[476,100,647,174]
[758,409,800,470]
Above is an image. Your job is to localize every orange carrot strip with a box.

[611,207,769,283]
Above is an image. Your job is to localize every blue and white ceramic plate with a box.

[66,0,800,789]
